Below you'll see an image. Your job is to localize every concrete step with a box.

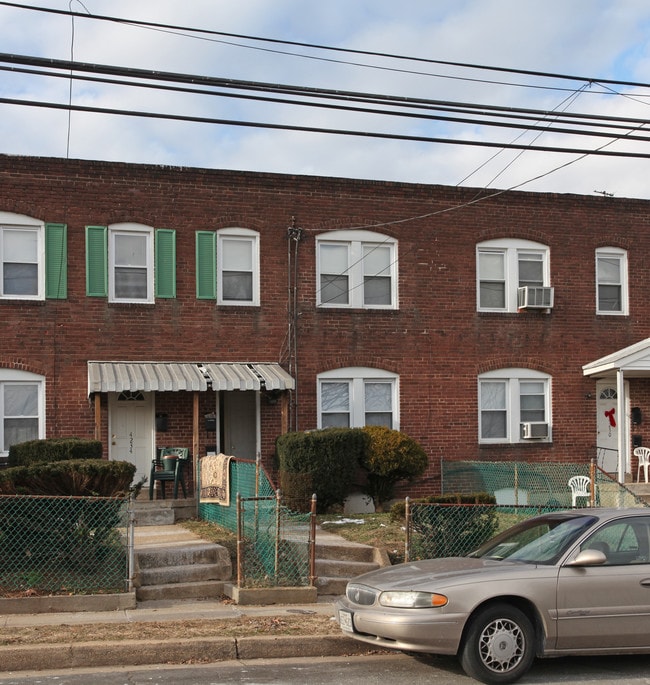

[132,499,196,526]
[136,580,227,602]
[315,558,379,579]
[315,576,348,596]
[136,543,230,571]
[140,562,227,586]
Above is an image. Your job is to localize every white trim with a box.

[316,230,398,309]
[217,227,259,306]
[596,247,628,316]
[108,222,154,304]
[0,212,45,301]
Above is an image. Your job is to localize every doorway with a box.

[222,391,258,459]
[108,391,154,483]
[596,380,629,474]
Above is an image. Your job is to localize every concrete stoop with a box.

[313,533,389,596]
[132,498,197,526]
[134,528,232,602]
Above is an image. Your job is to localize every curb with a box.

[0,634,371,672]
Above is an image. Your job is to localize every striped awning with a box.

[88,361,295,394]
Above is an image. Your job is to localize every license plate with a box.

[339,609,354,633]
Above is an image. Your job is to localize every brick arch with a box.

[476,229,551,244]
[477,357,553,376]
[307,218,399,239]
[317,357,401,375]
[594,237,631,251]
[210,216,267,231]
[0,358,48,377]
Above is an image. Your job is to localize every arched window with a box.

[478,368,551,443]
[318,367,399,429]
[316,230,398,309]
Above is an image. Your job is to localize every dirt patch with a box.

[0,614,339,646]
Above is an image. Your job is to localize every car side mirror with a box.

[566,549,607,566]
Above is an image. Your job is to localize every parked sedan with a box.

[336,508,650,684]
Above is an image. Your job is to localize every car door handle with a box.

[640,579,650,587]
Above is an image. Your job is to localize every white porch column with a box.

[617,368,626,483]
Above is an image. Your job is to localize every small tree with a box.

[361,426,428,511]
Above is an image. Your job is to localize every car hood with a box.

[350,557,545,592]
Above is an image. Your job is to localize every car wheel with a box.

[459,603,535,684]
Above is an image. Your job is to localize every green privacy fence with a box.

[0,494,131,596]
[198,457,316,588]
[441,460,647,509]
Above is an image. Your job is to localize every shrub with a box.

[8,438,103,467]
[0,459,136,496]
[393,492,498,559]
[276,428,367,512]
[360,426,428,510]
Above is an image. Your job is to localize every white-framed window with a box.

[217,228,259,306]
[478,368,551,443]
[477,239,550,312]
[108,223,154,303]
[318,367,399,429]
[0,212,44,300]
[596,247,628,315]
[316,230,398,309]
[0,369,45,456]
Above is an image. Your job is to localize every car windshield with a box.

[469,514,597,565]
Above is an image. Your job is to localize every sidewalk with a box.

[0,523,373,673]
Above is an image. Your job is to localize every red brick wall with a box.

[2,154,650,496]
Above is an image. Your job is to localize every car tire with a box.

[459,603,536,684]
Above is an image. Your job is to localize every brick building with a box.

[1,153,649,497]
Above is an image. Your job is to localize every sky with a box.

[1,0,650,199]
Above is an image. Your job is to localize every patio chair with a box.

[634,446,650,483]
[568,475,591,507]
[149,447,189,500]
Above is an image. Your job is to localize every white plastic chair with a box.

[634,446,650,483]
[568,475,591,507]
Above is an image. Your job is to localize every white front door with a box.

[596,381,629,473]
[109,391,154,483]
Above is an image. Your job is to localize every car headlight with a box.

[379,591,448,608]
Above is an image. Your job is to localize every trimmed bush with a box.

[8,438,103,467]
[361,426,428,510]
[0,459,136,496]
[276,428,367,512]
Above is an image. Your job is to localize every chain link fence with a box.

[198,457,315,589]
[405,502,567,562]
[235,493,315,589]
[441,460,647,509]
[0,494,131,597]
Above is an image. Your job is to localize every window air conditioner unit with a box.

[517,286,554,310]
[521,422,549,440]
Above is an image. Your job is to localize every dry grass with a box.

[0,614,338,646]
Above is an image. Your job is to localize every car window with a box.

[472,515,596,565]
[580,517,650,565]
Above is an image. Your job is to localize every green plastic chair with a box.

[149,447,189,499]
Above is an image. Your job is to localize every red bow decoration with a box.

[604,408,616,428]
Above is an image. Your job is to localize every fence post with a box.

[236,493,243,587]
[404,496,411,563]
[590,459,596,506]
[309,493,317,586]
[275,489,282,584]
[127,493,136,592]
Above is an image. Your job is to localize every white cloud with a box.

[1,0,650,199]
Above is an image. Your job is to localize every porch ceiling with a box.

[87,361,295,394]
[583,337,650,378]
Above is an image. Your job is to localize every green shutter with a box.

[85,225,107,297]
[45,223,67,299]
[196,231,216,299]
[155,229,176,298]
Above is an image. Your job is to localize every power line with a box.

[4,95,650,158]
[3,54,650,147]
[3,1,650,95]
